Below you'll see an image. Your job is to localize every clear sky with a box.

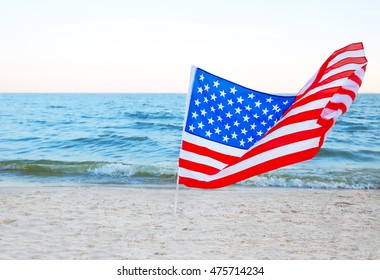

[0,0,379,93]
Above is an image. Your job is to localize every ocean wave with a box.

[0,160,176,179]
[0,160,378,189]
[241,168,380,189]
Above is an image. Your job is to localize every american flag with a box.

[178,42,367,188]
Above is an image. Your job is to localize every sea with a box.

[0,93,379,189]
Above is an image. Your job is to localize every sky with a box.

[0,0,379,93]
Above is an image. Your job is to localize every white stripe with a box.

[178,167,211,182]
[327,50,365,68]
[355,67,366,80]
[182,131,246,157]
[321,62,367,81]
[342,79,360,93]
[254,120,321,147]
[321,108,343,121]
[330,93,353,109]
[179,149,227,170]
[299,78,348,101]
[283,98,331,119]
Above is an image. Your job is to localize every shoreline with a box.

[0,186,379,259]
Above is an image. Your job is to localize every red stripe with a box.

[178,158,221,175]
[325,101,350,115]
[339,88,356,100]
[181,140,239,164]
[349,74,362,86]
[318,70,355,86]
[326,42,364,60]
[326,57,367,72]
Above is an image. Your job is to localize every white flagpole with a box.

[173,66,197,215]
[173,183,180,215]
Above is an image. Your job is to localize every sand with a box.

[0,186,379,259]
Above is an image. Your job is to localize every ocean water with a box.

[0,93,379,189]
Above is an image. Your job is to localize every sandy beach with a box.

[0,186,379,260]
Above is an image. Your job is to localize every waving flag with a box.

[178,42,367,189]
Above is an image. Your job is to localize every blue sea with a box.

[0,93,379,189]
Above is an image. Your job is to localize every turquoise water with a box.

[0,93,379,189]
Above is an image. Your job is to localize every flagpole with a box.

[173,66,196,215]
[173,183,180,215]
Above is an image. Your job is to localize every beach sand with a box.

[0,186,379,259]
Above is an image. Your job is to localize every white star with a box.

[189,124,195,131]
[255,100,262,108]
[245,105,252,111]
[199,74,205,81]
[266,97,273,103]
[220,90,227,97]
[235,107,242,114]
[198,122,204,129]
[217,115,223,122]
[214,127,221,134]
[283,100,289,105]
[213,80,220,88]
[205,130,212,137]
[233,120,240,127]
[241,128,248,135]
[210,93,217,101]
[194,99,201,106]
[272,104,280,111]
[268,114,274,120]
[223,135,229,142]
[248,93,255,99]
[227,99,234,106]
[261,120,267,126]
[257,130,263,136]
[250,123,256,130]
[262,108,269,115]
[225,123,231,130]
[253,113,259,119]
[240,139,245,146]
[200,109,207,116]
[208,117,214,125]
[204,84,210,92]
[203,96,209,103]
[231,132,238,139]
[218,103,224,110]
[226,112,232,118]
[197,87,203,94]
[247,136,254,142]
[230,87,237,94]
[210,106,216,113]
[237,96,244,104]
[243,115,250,122]
[191,111,198,119]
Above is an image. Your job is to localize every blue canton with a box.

[185,68,296,149]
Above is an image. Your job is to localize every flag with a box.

[178,43,367,189]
